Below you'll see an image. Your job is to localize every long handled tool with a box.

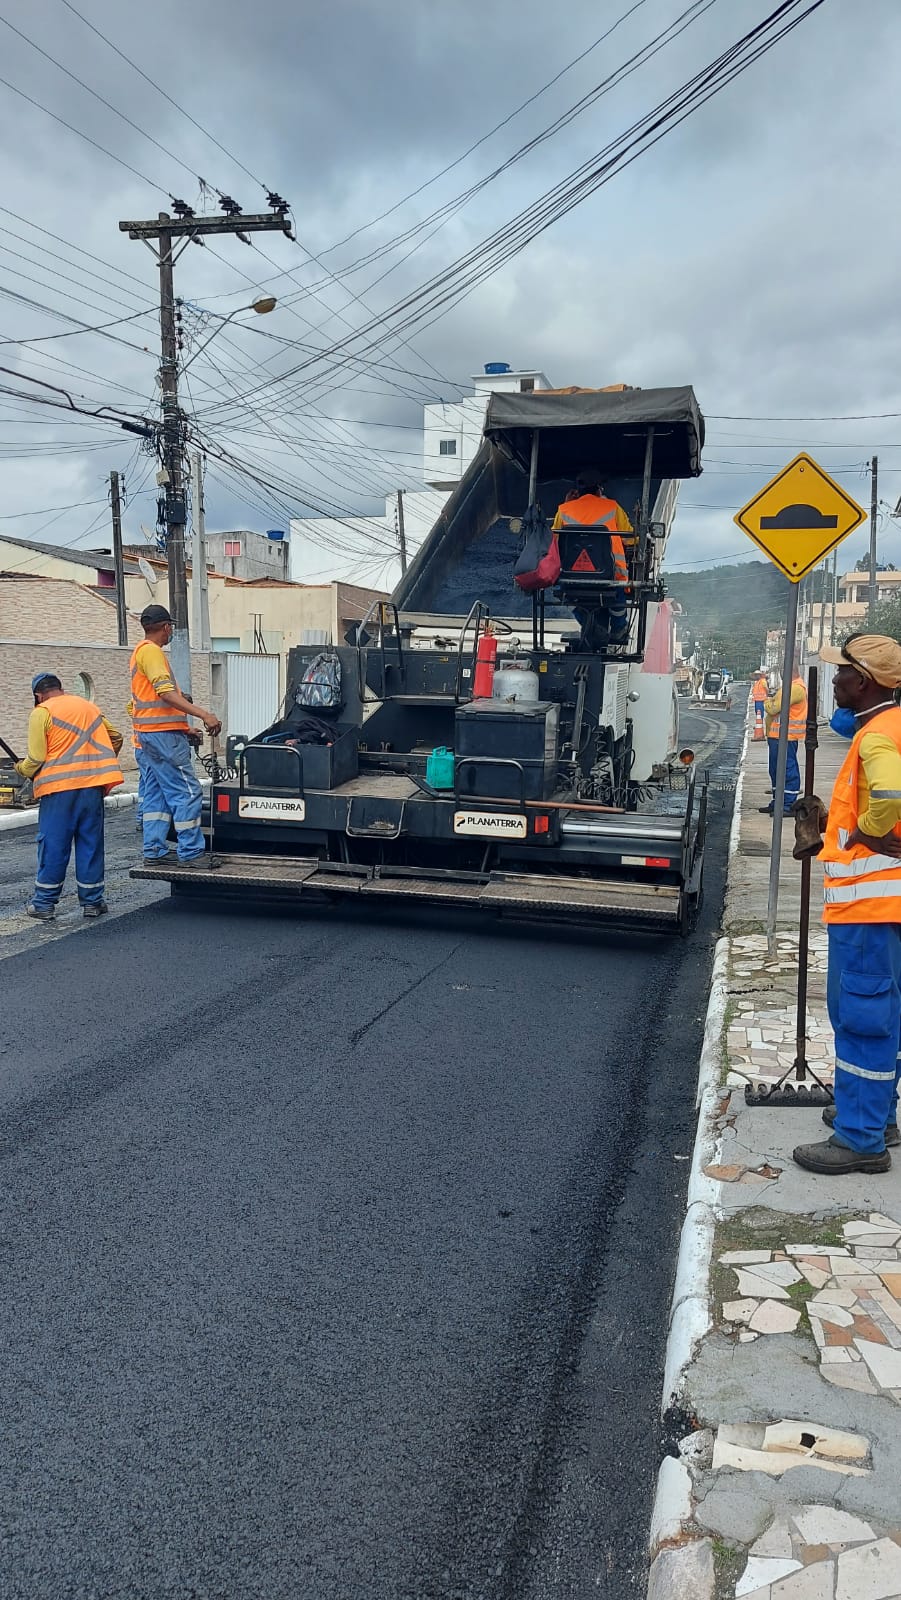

[746,665,834,1107]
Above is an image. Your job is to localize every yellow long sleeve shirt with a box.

[16,706,123,780]
[855,729,901,838]
[764,679,806,739]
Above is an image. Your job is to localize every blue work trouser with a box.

[32,786,106,910]
[767,736,800,809]
[828,922,901,1154]
[139,730,204,862]
[754,699,765,723]
[134,744,148,828]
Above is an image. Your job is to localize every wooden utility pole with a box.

[868,455,879,626]
[396,489,408,575]
[118,204,292,693]
[109,469,128,646]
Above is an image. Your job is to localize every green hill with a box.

[664,559,793,676]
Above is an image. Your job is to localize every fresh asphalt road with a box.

[0,705,743,1600]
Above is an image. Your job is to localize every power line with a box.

[221,1,829,407]
[0,71,168,194]
[0,14,206,188]
[57,0,271,193]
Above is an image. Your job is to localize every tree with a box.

[854,556,897,572]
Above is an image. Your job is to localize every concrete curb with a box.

[0,776,211,834]
[647,706,753,1598]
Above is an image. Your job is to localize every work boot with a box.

[82,902,108,919]
[24,903,54,922]
[793,1135,891,1175]
[791,795,828,860]
[170,855,209,870]
[142,855,170,865]
[822,1102,900,1148]
[758,805,774,815]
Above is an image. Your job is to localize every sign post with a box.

[734,453,866,949]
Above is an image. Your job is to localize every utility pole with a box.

[109,469,128,647]
[119,202,293,693]
[816,558,827,653]
[868,454,879,626]
[190,450,211,651]
[830,547,838,645]
[396,489,408,575]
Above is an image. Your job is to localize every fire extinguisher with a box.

[473,629,497,699]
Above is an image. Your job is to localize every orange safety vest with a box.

[129,643,190,735]
[556,494,629,583]
[768,680,807,740]
[821,706,901,925]
[753,677,768,702]
[32,694,123,800]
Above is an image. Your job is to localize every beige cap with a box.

[820,633,901,687]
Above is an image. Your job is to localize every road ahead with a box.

[0,704,743,1599]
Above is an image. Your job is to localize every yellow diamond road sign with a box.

[733,452,866,582]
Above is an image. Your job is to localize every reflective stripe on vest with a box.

[32,695,123,799]
[769,684,807,739]
[557,496,629,584]
[820,705,901,924]
[129,644,190,734]
[788,686,807,737]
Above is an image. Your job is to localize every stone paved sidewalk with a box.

[648,708,901,1600]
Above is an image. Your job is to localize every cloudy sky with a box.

[0,0,898,589]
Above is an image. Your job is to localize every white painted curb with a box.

[647,711,752,1589]
[0,777,210,834]
[0,791,138,833]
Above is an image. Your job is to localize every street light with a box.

[181,296,277,371]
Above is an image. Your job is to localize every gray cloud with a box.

[0,0,897,588]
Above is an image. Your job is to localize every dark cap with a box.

[31,672,61,694]
[140,604,173,628]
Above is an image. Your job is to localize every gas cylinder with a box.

[492,663,540,703]
[473,632,497,698]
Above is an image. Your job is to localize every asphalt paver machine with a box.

[134,385,708,932]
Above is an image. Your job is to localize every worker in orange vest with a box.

[15,671,123,921]
[760,666,807,814]
[793,634,901,1175]
[131,604,221,866]
[552,470,631,648]
[752,670,768,730]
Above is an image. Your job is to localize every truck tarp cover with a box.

[484,384,704,478]
[392,385,703,613]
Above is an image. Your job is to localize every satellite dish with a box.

[138,558,157,590]
[139,524,156,543]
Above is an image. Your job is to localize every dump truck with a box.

[134,384,708,931]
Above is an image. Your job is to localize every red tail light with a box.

[645,856,669,868]
[216,793,231,813]
[533,814,550,835]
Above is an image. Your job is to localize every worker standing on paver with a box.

[131,604,221,868]
[15,672,123,921]
[760,663,807,815]
[794,634,901,1175]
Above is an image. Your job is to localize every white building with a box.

[289,363,552,583]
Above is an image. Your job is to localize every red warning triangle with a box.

[572,547,596,572]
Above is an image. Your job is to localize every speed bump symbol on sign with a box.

[733,452,866,582]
